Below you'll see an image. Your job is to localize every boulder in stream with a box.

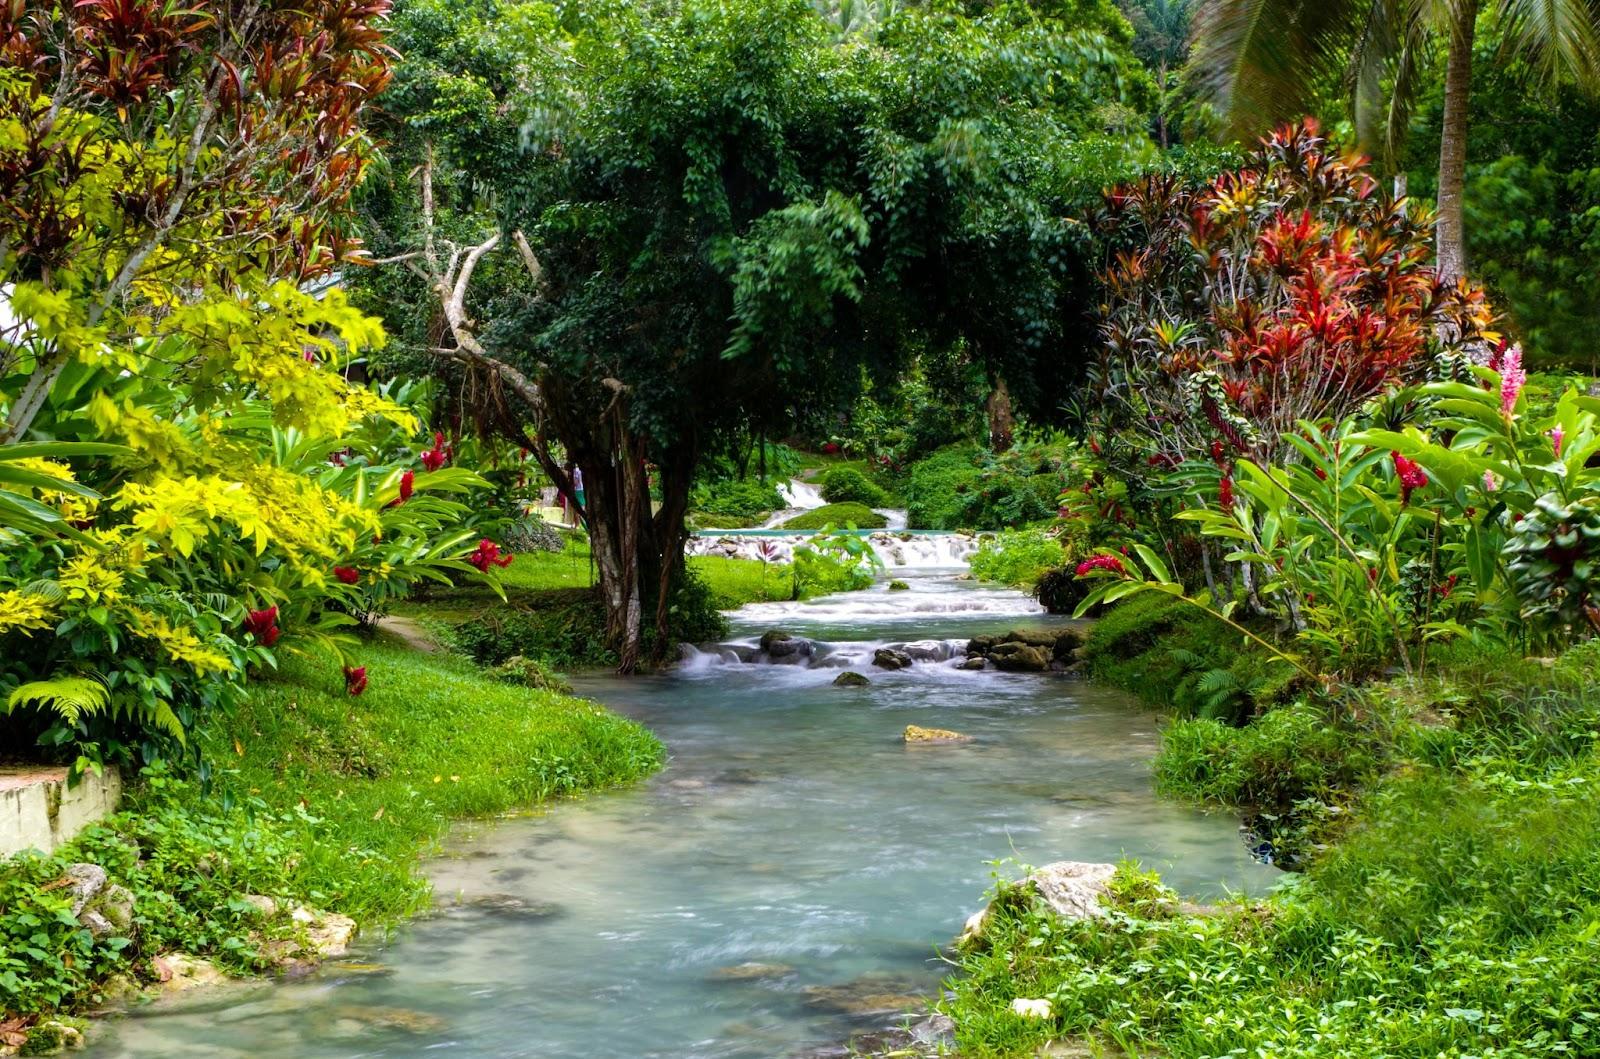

[872,647,913,670]
[988,643,1050,672]
[833,671,871,687]
[759,630,813,663]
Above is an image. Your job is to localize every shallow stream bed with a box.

[89,571,1277,1058]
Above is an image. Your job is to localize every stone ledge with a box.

[0,766,122,858]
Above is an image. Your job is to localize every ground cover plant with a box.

[0,636,662,1021]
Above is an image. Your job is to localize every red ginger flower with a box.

[244,606,280,647]
[1391,451,1428,505]
[420,432,450,472]
[333,566,360,585]
[468,539,515,572]
[1075,554,1127,577]
[343,665,368,697]
[399,469,415,501]
[1219,476,1235,509]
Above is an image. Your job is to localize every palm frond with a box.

[1497,0,1600,86]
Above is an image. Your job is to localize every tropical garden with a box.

[4,0,1600,1054]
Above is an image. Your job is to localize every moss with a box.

[780,502,887,530]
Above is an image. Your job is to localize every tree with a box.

[355,0,1152,670]
[1188,0,1600,279]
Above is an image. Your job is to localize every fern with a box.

[6,676,110,726]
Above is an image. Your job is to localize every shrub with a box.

[969,530,1065,587]
[904,441,1070,530]
[780,503,887,530]
[688,478,785,522]
[1093,121,1490,475]
[820,467,890,506]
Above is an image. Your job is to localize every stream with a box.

[89,561,1278,1058]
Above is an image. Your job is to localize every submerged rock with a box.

[439,893,564,921]
[833,671,872,687]
[707,961,795,981]
[872,647,913,670]
[149,953,228,994]
[328,1005,446,1035]
[903,725,971,745]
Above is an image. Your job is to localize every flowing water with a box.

[89,562,1279,1059]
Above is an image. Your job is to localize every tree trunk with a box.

[1435,0,1477,283]
[985,377,1015,453]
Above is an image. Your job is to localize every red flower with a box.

[244,606,280,647]
[420,431,450,472]
[1391,451,1428,505]
[1089,437,1102,455]
[333,566,360,585]
[467,539,515,572]
[399,469,415,501]
[1210,439,1226,466]
[1075,554,1127,577]
[343,665,368,697]
[1219,476,1235,509]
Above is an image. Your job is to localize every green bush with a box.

[819,466,890,506]
[688,477,784,522]
[1154,703,1380,809]
[968,529,1065,587]
[904,442,1068,530]
[780,502,887,530]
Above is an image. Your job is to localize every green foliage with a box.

[1082,593,1293,722]
[688,478,785,523]
[781,503,888,530]
[969,529,1066,587]
[819,467,890,507]
[945,646,1600,1059]
[1154,703,1380,808]
[791,527,884,596]
[905,442,1071,530]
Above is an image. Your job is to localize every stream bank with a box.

[80,569,1275,1058]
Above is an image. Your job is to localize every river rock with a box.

[965,635,996,658]
[872,647,913,670]
[989,643,1050,672]
[440,893,564,921]
[150,953,228,994]
[240,894,279,919]
[63,863,107,916]
[329,1005,445,1035]
[707,961,795,981]
[760,630,813,663]
[888,579,910,591]
[900,640,954,662]
[903,725,971,745]
[833,671,872,687]
[959,861,1117,948]
[957,656,986,671]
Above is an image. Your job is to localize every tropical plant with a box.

[1093,122,1492,480]
[1188,0,1600,279]
[970,530,1068,587]
[791,527,885,596]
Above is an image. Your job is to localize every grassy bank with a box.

[0,635,662,1022]
[941,615,1600,1057]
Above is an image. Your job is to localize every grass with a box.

[941,638,1600,1058]
[0,635,662,1022]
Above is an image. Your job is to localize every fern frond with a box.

[6,676,110,726]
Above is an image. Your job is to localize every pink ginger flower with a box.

[1075,554,1127,577]
[1500,344,1526,417]
[1483,469,1497,493]
[1551,426,1565,458]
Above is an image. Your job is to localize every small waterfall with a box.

[687,531,980,569]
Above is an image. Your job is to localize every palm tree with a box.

[1188,0,1600,279]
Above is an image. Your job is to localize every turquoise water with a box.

[89,572,1277,1058]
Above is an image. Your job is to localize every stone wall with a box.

[0,766,122,858]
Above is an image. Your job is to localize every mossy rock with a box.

[780,502,888,530]
[834,671,872,687]
[888,579,910,591]
[904,724,972,744]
